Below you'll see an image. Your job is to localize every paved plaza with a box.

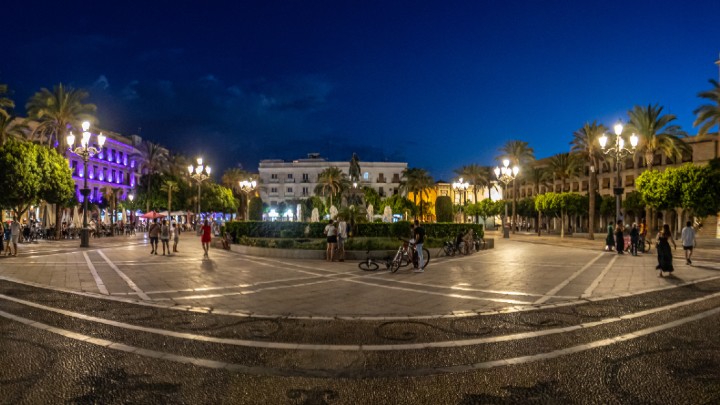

[1,232,719,403]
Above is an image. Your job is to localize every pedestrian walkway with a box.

[0,232,718,319]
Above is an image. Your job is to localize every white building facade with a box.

[258,154,407,206]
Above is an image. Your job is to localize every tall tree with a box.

[0,115,29,147]
[625,104,689,232]
[26,83,96,238]
[693,79,720,137]
[0,81,14,120]
[135,140,168,212]
[222,167,254,219]
[526,166,550,235]
[454,164,491,205]
[571,121,607,240]
[314,167,348,207]
[160,179,179,213]
[399,167,434,220]
[625,104,689,171]
[498,140,535,233]
[546,153,582,237]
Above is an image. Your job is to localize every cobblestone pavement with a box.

[0,233,719,404]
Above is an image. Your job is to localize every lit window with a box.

[363,172,369,180]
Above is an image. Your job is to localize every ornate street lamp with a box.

[599,121,638,223]
[452,178,470,223]
[67,121,106,248]
[188,158,211,228]
[239,179,257,221]
[494,159,519,239]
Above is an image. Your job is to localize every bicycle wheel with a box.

[358,260,379,271]
[644,240,652,253]
[421,248,430,269]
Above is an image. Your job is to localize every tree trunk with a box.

[588,168,596,240]
[511,179,517,233]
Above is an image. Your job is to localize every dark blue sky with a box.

[3,1,719,181]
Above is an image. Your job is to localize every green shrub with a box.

[435,196,453,222]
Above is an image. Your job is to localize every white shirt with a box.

[337,221,347,238]
[10,221,21,236]
[681,226,696,247]
[324,224,337,237]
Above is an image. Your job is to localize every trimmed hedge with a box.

[224,221,483,242]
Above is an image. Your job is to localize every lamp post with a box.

[599,121,638,223]
[494,159,519,239]
[187,158,211,228]
[66,121,106,248]
[452,178,470,222]
[239,179,257,221]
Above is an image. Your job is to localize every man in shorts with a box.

[148,218,160,255]
[681,220,696,265]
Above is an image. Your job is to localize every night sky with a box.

[3,1,719,181]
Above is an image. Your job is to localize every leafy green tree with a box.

[635,170,679,211]
[622,191,645,218]
[474,198,502,226]
[37,145,75,210]
[362,186,381,210]
[381,194,415,218]
[135,172,165,212]
[202,183,238,214]
[222,167,254,219]
[498,140,535,233]
[599,195,616,219]
[248,196,263,220]
[435,196,453,222]
[535,192,583,238]
[693,79,720,137]
[0,139,41,216]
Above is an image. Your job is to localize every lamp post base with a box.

[80,228,90,248]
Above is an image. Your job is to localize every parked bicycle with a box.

[389,238,430,273]
[358,250,392,271]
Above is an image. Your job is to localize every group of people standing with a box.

[2,219,22,256]
[605,218,697,277]
[323,217,348,262]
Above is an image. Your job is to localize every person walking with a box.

[615,220,625,254]
[160,219,171,256]
[656,223,676,277]
[336,216,347,262]
[172,223,180,253]
[201,219,212,258]
[630,223,639,256]
[148,218,160,255]
[3,222,10,255]
[681,221,696,265]
[413,219,426,273]
[605,221,614,251]
[9,218,21,256]
[323,219,337,262]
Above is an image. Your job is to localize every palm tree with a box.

[625,104,689,171]
[527,166,550,235]
[625,104,689,233]
[135,140,168,212]
[314,167,348,208]
[163,152,191,179]
[160,179,179,213]
[454,164,491,223]
[498,140,535,233]
[0,115,29,147]
[26,84,96,150]
[399,167,434,220]
[222,168,254,219]
[0,82,14,120]
[101,186,122,234]
[571,121,607,239]
[546,152,582,238]
[26,83,96,239]
[694,79,720,137]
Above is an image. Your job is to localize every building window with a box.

[302,187,309,196]
[287,173,293,179]
[270,187,278,194]
[302,173,309,182]
[363,172,369,180]
[287,187,293,193]
[111,169,116,183]
[379,187,385,196]
[271,173,278,179]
